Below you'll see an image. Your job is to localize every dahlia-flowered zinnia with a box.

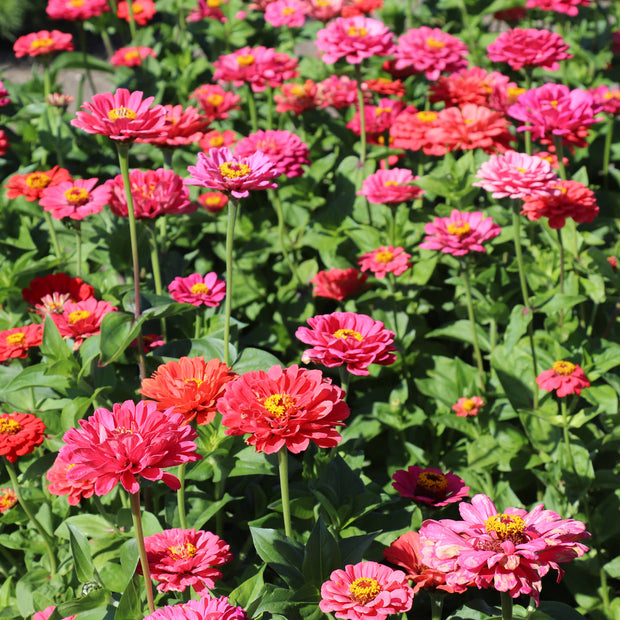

[418,493,590,603]
[363,77,406,97]
[452,395,485,417]
[346,97,408,145]
[525,0,589,16]
[0,413,46,463]
[142,528,232,594]
[186,147,279,198]
[392,466,470,507]
[314,74,362,109]
[305,0,343,21]
[110,45,156,67]
[13,30,74,58]
[71,88,166,142]
[315,16,396,64]
[0,324,44,362]
[390,109,444,155]
[143,596,248,620]
[5,166,72,202]
[140,357,237,425]
[22,273,95,314]
[46,0,109,20]
[590,85,620,116]
[51,298,117,348]
[0,488,17,514]
[319,561,414,620]
[190,84,241,120]
[116,0,156,24]
[265,0,308,27]
[420,210,501,256]
[217,364,349,454]
[168,272,227,307]
[310,268,369,301]
[296,311,397,376]
[39,178,110,221]
[47,454,96,505]
[59,400,200,495]
[357,168,422,205]
[358,246,411,279]
[536,360,590,397]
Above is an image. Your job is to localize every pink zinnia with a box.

[59,400,200,495]
[319,561,413,620]
[187,0,227,22]
[13,30,74,58]
[393,27,468,81]
[105,168,195,219]
[275,80,317,115]
[473,151,560,200]
[487,28,572,71]
[51,298,117,348]
[117,0,156,25]
[589,85,620,116]
[420,209,501,256]
[452,396,485,417]
[536,360,590,397]
[392,466,469,507]
[140,104,211,147]
[357,168,422,205]
[169,272,226,307]
[110,46,156,67]
[265,0,307,27]
[143,596,248,620]
[217,364,350,454]
[234,130,310,178]
[315,16,395,65]
[314,74,361,109]
[418,494,590,603]
[296,311,397,376]
[33,607,76,620]
[525,0,589,17]
[186,147,279,198]
[305,0,343,21]
[190,84,241,120]
[71,88,166,142]
[47,454,96,505]
[199,129,238,151]
[358,246,411,279]
[310,268,368,301]
[39,178,109,221]
[46,0,109,20]
[142,528,232,594]
[346,97,408,145]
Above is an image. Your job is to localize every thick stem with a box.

[428,591,444,620]
[278,448,292,537]
[500,591,513,620]
[552,135,567,182]
[338,365,351,401]
[147,220,167,340]
[177,462,187,529]
[556,229,565,296]
[267,85,274,131]
[269,189,302,286]
[462,262,485,390]
[125,0,138,41]
[129,491,155,614]
[223,198,240,366]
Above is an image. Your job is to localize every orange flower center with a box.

[375,106,392,116]
[426,37,445,49]
[206,94,224,106]
[384,180,400,187]
[447,221,470,236]
[237,54,255,66]
[349,577,381,605]
[552,360,575,375]
[124,50,140,61]
[549,100,558,108]
[348,26,367,37]
[282,6,295,14]
[375,250,393,263]
[516,167,527,174]
[207,0,221,6]
[0,490,16,511]
[485,513,527,543]
[417,111,437,122]
[209,135,224,146]
[204,195,223,205]
[132,2,144,14]
[0,418,21,435]
[169,542,197,559]
[108,106,137,121]
[31,38,54,49]
[26,173,52,189]
[417,471,448,496]
[68,310,91,324]
[219,162,251,179]
[333,328,363,341]
[461,398,476,411]
[6,332,26,346]
[507,87,525,99]
[290,85,304,96]
[603,91,620,100]
[64,187,90,206]
[70,0,84,5]
[190,282,210,295]
[263,393,296,418]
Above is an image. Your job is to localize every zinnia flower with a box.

[190,84,241,120]
[140,357,237,425]
[358,246,411,279]
[51,298,117,348]
[590,85,620,116]
[198,192,229,213]
[363,77,406,97]
[143,596,248,620]
[536,360,590,397]
[71,88,166,142]
[305,0,343,21]
[319,561,414,620]
[357,168,422,205]
[110,46,156,67]
[310,268,369,300]
[419,210,501,256]
[13,30,74,58]
[0,130,9,158]
[47,454,96,505]
[168,272,226,307]
[390,109,444,155]
[46,0,108,20]
[5,166,72,202]
[187,0,227,22]
[265,0,307,27]
[392,466,469,507]
[39,178,110,221]
[0,81,9,107]
[314,74,361,109]
[0,488,17,514]
[117,0,156,24]
[186,147,279,198]
[59,400,200,495]
[140,105,211,147]
[22,273,95,314]
[525,0,589,16]
[452,396,485,417]
[199,129,238,151]
[0,413,46,463]
[429,67,512,109]
[217,364,350,454]
[0,324,44,362]
[346,97,408,145]
[275,80,317,115]
[295,311,397,376]
[142,528,232,594]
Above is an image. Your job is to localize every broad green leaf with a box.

[301,516,341,588]
[67,524,95,582]
[250,527,305,588]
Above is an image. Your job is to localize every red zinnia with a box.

[0,324,44,362]
[47,454,96,505]
[13,30,74,58]
[168,272,227,307]
[390,109,444,155]
[536,361,590,397]
[140,105,211,147]
[198,191,229,213]
[22,273,95,314]
[0,413,46,463]
[5,166,72,202]
[217,364,350,454]
[140,357,237,425]
[392,466,470,507]
[310,268,369,301]
[39,178,110,221]
[117,0,156,25]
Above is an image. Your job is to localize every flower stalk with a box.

[461,260,485,390]
[278,448,292,537]
[500,591,513,620]
[223,197,240,366]
[129,490,156,614]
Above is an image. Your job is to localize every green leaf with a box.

[228,565,266,617]
[250,527,305,588]
[50,51,115,73]
[537,601,589,620]
[503,305,532,354]
[114,576,142,620]
[57,515,115,539]
[426,320,491,351]
[98,311,141,366]
[302,516,341,588]
[234,347,282,373]
[2,364,71,392]
[67,524,95,583]
[603,555,620,579]
[119,539,140,590]
[40,314,73,363]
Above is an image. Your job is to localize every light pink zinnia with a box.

[393,27,468,81]
[186,147,279,198]
[142,528,232,594]
[319,561,414,620]
[39,178,109,221]
[58,400,200,496]
[265,0,307,27]
[536,360,590,397]
[51,298,117,348]
[420,210,501,256]
[357,168,422,205]
[169,272,226,307]
[392,466,469,507]
[47,454,96,505]
[472,151,560,200]
[315,16,395,65]
[487,28,572,71]
[143,596,248,620]
[296,311,397,376]
[358,246,411,279]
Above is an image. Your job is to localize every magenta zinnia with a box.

[143,596,248,620]
[168,272,227,307]
[392,466,469,507]
[357,168,423,205]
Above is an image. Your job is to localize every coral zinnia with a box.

[0,488,17,514]
[13,30,74,58]
[358,246,411,279]
[536,361,590,397]
[22,273,95,314]
[110,46,156,67]
[47,454,96,505]
[357,168,422,205]
[116,0,156,24]
[140,356,237,425]
[310,268,369,301]
[190,84,241,120]
[392,466,469,507]
[5,166,72,202]
[51,298,117,348]
[143,596,248,620]
[0,324,44,362]
[452,396,485,417]
[295,311,397,376]
[142,528,232,594]
[168,272,227,307]
[217,364,350,454]
[39,178,110,221]
[59,400,200,495]
[0,413,46,463]
[319,561,414,620]
[275,80,317,115]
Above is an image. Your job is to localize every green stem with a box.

[278,448,292,537]
[5,460,57,577]
[177,462,187,529]
[43,211,62,262]
[338,365,351,401]
[246,85,258,133]
[552,135,567,181]
[267,86,273,131]
[388,206,396,246]
[126,0,138,41]
[223,198,240,366]
[462,262,485,391]
[561,398,576,473]
[75,222,82,278]
[428,591,444,620]
[354,64,367,167]
[500,591,513,620]
[603,116,613,190]
[147,220,167,340]
[129,491,155,614]
[269,189,302,286]
[556,228,565,295]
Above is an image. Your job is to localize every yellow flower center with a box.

[124,50,140,61]
[416,471,448,496]
[64,187,90,206]
[603,91,620,100]
[348,26,367,37]
[6,332,26,346]
[207,0,221,6]
[26,173,51,189]
[0,418,21,435]
[237,54,255,66]
[375,106,392,116]
[485,513,527,543]
[206,94,224,106]
[184,377,204,388]
[108,106,137,121]
[426,37,445,49]
[552,360,576,375]
[349,577,381,605]
[282,6,295,14]
[417,111,437,122]
[516,167,527,173]
[68,310,91,324]
[290,85,305,96]
[169,542,198,559]
[190,282,210,295]
[384,180,400,187]
[31,38,54,49]
[204,195,223,205]
[0,490,16,510]
[70,0,84,5]
[461,398,476,411]
[263,393,296,418]
[447,221,470,236]
[219,162,251,179]
[508,87,525,99]
[375,250,393,263]
[132,2,144,14]
[549,100,558,108]
[210,135,224,147]
[333,329,363,341]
